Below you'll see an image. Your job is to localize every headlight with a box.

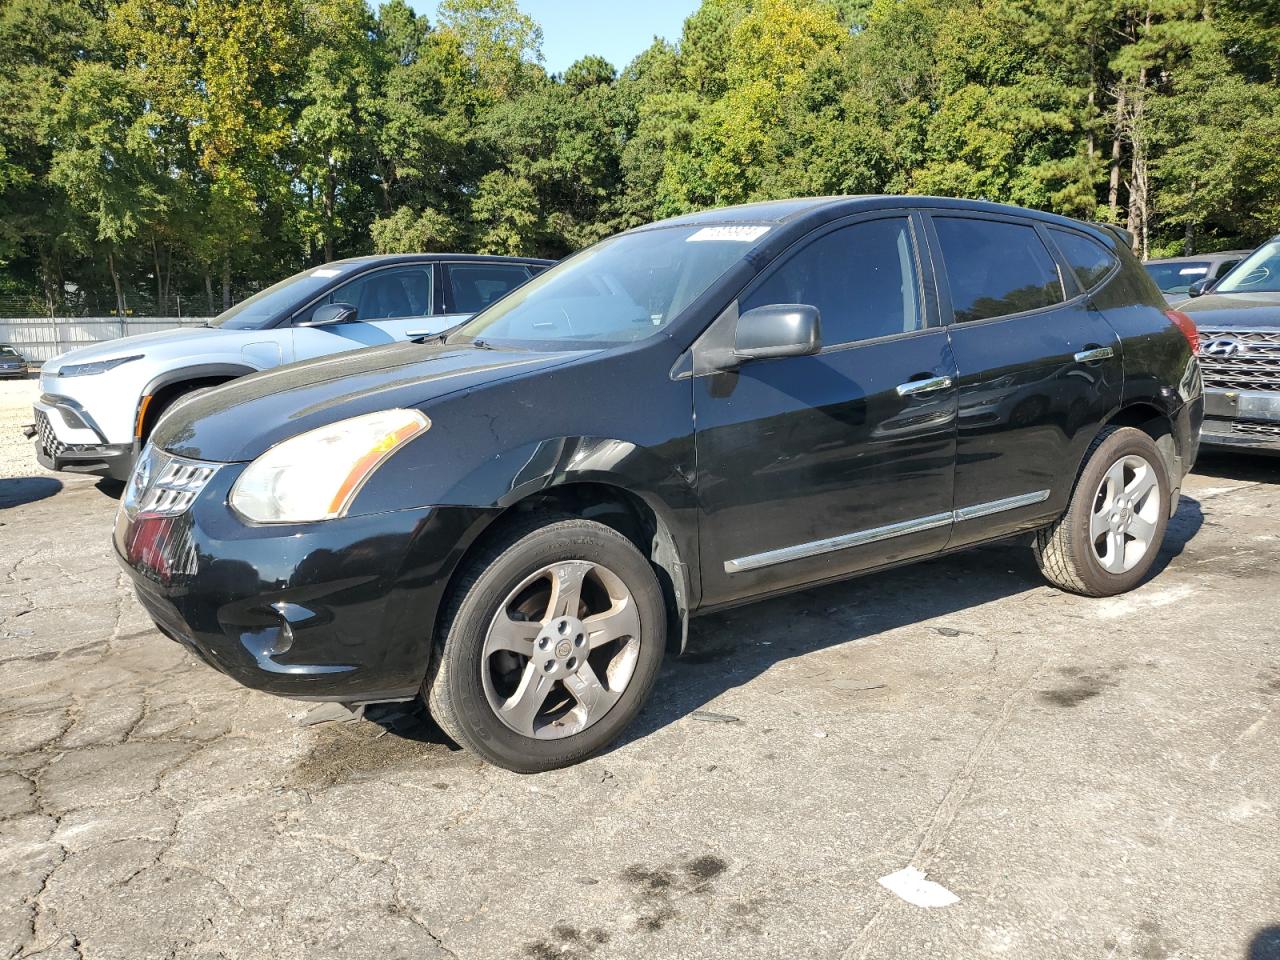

[229,409,430,523]
[57,354,143,377]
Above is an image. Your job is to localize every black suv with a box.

[1178,236,1280,453]
[115,197,1203,772]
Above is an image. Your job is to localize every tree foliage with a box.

[2,0,1279,315]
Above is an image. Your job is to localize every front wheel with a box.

[426,517,666,772]
[1034,426,1171,597]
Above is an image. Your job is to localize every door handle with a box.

[896,375,954,397]
[1074,346,1114,363]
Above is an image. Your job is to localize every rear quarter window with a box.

[1049,228,1118,291]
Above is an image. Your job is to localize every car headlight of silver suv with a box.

[229,409,431,524]
[58,354,143,377]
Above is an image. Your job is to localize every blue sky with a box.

[414,0,699,75]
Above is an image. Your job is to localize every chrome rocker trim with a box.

[724,489,1051,574]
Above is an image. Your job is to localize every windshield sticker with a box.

[311,268,341,277]
[1178,267,1208,275]
[687,225,770,243]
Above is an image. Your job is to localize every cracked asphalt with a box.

[2,374,1279,959]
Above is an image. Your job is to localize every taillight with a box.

[1166,309,1200,355]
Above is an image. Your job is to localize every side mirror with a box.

[1187,279,1210,298]
[300,302,358,326]
[733,304,822,361]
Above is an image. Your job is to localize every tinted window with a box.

[1215,258,1241,279]
[318,265,432,321]
[447,264,532,314]
[743,218,922,345]
[1049,228,1117,291]
[935,218,1064,322]
[1144,261,1209,294]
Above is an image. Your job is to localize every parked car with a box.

[115,196,1202,772]
[1177,236,1280,453]
[0,344,28,378]
[26,254,551,480]
[1144,251,1251,303]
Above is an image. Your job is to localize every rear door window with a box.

[933,217,1065,322]
[445,263,533,314]
[1048,228,1118,292]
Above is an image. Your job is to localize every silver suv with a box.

[28,254,550,479]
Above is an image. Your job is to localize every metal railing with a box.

[0,317,213,365]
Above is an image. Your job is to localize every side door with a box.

[441,261,535,326]
[922,213,1123,549]
[290,263,436,362]
[693,213,959,607]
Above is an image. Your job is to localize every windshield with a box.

[1144,261,1210,294]
[449,224,768,348]
[0,346,17,357]
[1215,240,1280,293]
[209,266,351,330]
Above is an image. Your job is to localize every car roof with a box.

[322,253,556,268]
[1146,251,1252,264]
[637,195,1116,242]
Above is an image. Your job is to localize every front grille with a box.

[1234,420,1280,439]
[34,409,65,456]
[1198,328,1280,392]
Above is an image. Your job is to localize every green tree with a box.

[48,63,162,315]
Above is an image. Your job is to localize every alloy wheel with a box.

[1090,454,1161,574]
[480,560,641,739]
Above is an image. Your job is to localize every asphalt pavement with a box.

[1,377,1277,959]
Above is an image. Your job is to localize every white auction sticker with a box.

[311,268,341,278]
[686,225,770,243]
[1178,267,1208,275]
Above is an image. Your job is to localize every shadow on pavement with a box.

[0,476,62,509]
[1250,926,1280,960]
[618,493,1204,750]
[95,478,126,500]
[1193,451,1278,482]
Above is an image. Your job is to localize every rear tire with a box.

[1035,426,1171,597]
[426,516,666,773]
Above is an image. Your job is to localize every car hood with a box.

[153,340,590,463]
[1180,292,1280,329]
[45,326,223,370]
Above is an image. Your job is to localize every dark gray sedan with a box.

[0,344,28,378]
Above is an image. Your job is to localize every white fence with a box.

[0,317,214,365]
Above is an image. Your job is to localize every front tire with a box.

[1035,426,1171,597]
[426,516,666,773]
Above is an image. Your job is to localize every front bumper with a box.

[1200,388,1280,454]
[113,462,497,701]
[31,395,136,480]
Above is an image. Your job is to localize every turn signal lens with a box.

[230,409,430,524]
[1166,309,1200,355]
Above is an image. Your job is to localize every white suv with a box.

[28,254,550,480]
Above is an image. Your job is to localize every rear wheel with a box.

[426,516,666,772]
[1035,426,1171,597]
